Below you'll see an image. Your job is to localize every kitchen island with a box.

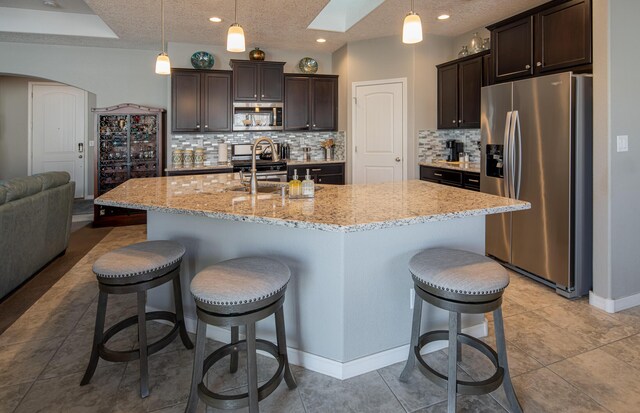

[95,174,529,379]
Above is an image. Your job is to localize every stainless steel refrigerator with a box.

[480,72,592,298]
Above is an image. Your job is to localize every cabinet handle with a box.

[318,177,322,182]
[468,178,479,183]
[452,120,456,124]
[458,119,462,123]
[434,172,443,177]
[261,94,264,97]
[311,168,322,172]
[525,64,531,69]
[536,62,542,67]
[306,124,309,127]
[313,124,316,127]
[254,94,257,98]
[204,124,208,128]
[196,124,200,128]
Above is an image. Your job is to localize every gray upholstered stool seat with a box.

[92,240,186,285]
[409,248,509,296]
[191,257,290,307]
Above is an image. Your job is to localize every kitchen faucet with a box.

[250,137,280,195]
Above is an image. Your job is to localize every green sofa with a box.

[0,172,75,299]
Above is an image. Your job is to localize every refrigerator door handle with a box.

[513,110,523,199]
[508,110,517,199]
[503,111,513,198]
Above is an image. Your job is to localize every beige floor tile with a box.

[548,348,640,413]
[0,383,31,413]
[0,337,64,387]
[600,333,640,370]
[609,305,640,330]
[502,312,595,365]
[491,367,608,413]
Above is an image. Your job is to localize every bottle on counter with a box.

[302,169,315,198]
[289,169,301,197]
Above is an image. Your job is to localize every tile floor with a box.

[2,225,640,413]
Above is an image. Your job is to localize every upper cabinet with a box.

[230,60,285,102]
[437,51,487,130]
[171,69,232,133]
[284,74,338,131]
[489,0,591,83]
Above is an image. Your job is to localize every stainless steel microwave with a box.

[232,102,283,131]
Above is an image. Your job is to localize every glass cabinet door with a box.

[98,115,130,195]
[129,114,159,179]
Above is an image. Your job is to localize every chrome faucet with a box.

[250,137,279,195]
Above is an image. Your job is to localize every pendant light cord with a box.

[234,0,238,24]
[411,0,414,13]
[161,0,165,54]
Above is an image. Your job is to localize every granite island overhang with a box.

[96,174,530,379]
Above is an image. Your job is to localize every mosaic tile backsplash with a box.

[418,129,481,163]
[171,131,345,163]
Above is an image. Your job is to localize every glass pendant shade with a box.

[402,12,423,44]
[155,53,171,75]
[227,23,245,52]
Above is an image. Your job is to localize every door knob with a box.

[525,64,531,69]
[395,157,401,162]
[78,155,83,159]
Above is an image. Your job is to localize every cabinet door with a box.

[233,62,258,101]
[310,77,337,131]
[535,0,591,73]
[458,57,483,129]
[259,63,284,101]
[284,76,310,130]
[493,16,534,82]
[437,64,458,129]
[171,71,201,132]
[202,72,232,132]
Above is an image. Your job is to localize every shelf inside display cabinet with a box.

[93,103,166,227]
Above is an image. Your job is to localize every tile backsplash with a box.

[171,131,345,163]
[417,129,481,163]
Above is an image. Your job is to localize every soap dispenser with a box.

[302,168,315,198]
[289,169,301,197]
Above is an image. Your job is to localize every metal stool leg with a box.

[230,326,240,374]
[456,312,462,362]
[186,318,207,413]
[137,291,150,398]
[494,308,523,413]
[246,323,259,413]
[447,311,458,413]
[172,275,193,349]
[275,306,297,389]
[80,290,108,386]
[400,289,422,382]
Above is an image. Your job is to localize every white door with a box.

[31,84,86,198]
[352,79,406,184]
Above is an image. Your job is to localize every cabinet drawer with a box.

[463,173,480,190]
[316,174,343,185]
[289,163,344,176]
[420,166,462,185]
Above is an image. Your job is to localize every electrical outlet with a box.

[617,135,629,152]
[409,288,415,309]
[88,140,95,147]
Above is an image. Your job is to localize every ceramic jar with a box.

[194,147,205,166]
[172,149,184,166]
[183,149,194,166]
[249,47,265,61]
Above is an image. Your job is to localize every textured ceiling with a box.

[0,0,549,52]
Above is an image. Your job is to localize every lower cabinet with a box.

[287,163,345,185]
[419,166,479,191]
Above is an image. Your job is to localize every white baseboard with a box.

[72,213,93,222]
[589,290,640,313]
[173,308,488,380]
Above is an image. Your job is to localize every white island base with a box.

[145,210,488,380]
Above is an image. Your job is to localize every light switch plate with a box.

[617,135,629,152]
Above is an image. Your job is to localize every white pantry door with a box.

[352,79,406,184]
[31,84,86,198]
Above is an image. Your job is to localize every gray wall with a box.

[0,76,30,179]
[592,0,640,301]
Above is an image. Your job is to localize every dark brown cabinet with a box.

[419,166,479,191]
[437,51,487,130]
[488,0,591,83]
[171,69,232,133]
[287,163,345,185]
[231,60,285,102]
[284,74,338,131]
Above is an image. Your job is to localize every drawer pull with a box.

[468,178,479,183]
[311,168,322,172]
[434,173,443,177]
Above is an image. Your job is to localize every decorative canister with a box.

[322,147,335,161]
[249,47,265,61]
[218,143,229,163]
[482,38,490,51]
[183,149,194,166]
[194,147,205,166]
[458,45,469,58]
[172,149,184,166]
[470,32,483,54]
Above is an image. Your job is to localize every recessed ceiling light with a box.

[316,38,326,43]
[437,14,450,20]
[209,17,222,23]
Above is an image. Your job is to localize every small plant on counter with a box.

[320,139,335,149]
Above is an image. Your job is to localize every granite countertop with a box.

[95,174,529,232]
[420,161,481,174]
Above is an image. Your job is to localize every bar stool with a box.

[400,248,522,413]
[81,240,193,398]
[186,257,297,413]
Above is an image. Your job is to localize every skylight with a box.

[0,7,118,38]
[307,0,385,33]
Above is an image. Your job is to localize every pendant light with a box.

[227,0,246,52]
[155,0,171,75]
[402,0,423,44]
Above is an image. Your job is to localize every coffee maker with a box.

[446,140,465,162]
